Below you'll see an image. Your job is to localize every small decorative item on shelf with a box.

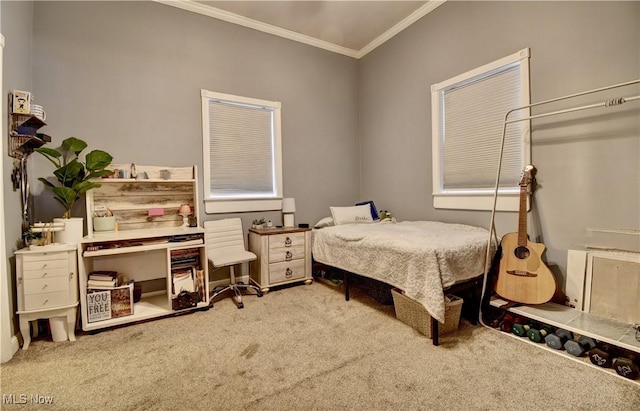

[11,90,31,114]
[30,104,46,121]
[93,207,116,232]
[172,290,200,310]
[160,169,171,180]
[93,211,116,232]
[178,204,192,227]
[25,222,65,249]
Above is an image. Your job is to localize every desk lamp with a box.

[282,198,296,227]
[178,204,192,227]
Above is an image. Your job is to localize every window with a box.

[431,48,531,211]
[201,90,283,213]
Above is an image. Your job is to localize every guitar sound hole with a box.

[514,246,530,260]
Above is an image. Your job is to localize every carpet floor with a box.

[1,281,639,410]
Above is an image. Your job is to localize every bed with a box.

[312,218,494,344]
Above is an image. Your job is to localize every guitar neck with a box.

[517,184,528,246]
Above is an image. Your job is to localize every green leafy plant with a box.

[36,137,114,219]
[20,227,42,248]
[252,217,267,226]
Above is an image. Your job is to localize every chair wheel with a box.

[237,302,244,309]
[257,291,264,297]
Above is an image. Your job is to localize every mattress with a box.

[312,220,493,323]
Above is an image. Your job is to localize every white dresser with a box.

[248,227,312,292]
[14,245,79,349]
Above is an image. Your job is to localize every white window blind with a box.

[201,90,282,213]
[442,65,524,190]
[431,48,531,211]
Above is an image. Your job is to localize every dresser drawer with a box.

[268,245,305,264]
[24,291,69,311]
[22,266,69,280]
[22,251,68,262]
[268,232,305,250]
[23,257,69,272]
[269,260,306,284]
[23,277,69,296]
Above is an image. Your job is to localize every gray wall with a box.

[2,0,34,349]
[29,0,360,229]
[358,1,640,290]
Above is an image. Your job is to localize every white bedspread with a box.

[312,221,492,323]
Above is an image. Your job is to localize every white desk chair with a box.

[205,218,263,308]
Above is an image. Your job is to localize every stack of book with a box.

[87,271,120,289]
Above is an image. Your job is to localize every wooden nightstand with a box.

[248,227,312,293]
[14,245,79,349]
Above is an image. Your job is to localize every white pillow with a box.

[330,205,374,225]
[314,217,334,228]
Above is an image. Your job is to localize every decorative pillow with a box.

[355,200,379,220]
[330,205,374,225]
[314,217,334,228]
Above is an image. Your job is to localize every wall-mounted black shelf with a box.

[8,94,51,159]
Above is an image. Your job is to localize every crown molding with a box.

[357,1,446,59]
[154,0,445,60]
[154,0,359,58]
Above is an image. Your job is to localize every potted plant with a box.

[35,137,113,243]
[252,217,267,229]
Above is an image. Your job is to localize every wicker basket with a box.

[391,289,462,338]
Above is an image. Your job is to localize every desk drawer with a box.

[269,260,306,284]
[24,291,69,311]
[268,245,305,264]
[23,267,69,280]
[24,277,69,295]
[23,257,69,271]
[268,232,305,250]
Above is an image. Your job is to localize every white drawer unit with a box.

[249,227,312,292]
[14,245,79,349]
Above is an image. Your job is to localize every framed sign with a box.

[86,290,111,323]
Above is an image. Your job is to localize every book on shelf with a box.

[89,270,118,280]
[172,268,195,296]
[110,284,134,318]
[86,283,134,323]
[195,269,206,302]
[170,249,200,263]
[87,279,117,288]
[87,271,124,288]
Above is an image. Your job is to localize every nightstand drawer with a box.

[268,232,305,249]
[23,267,69,280]
[269,260,306,284]
[23,257,69,271]
[24,291,69,311]
[24,277,69,296]
[268,245,305,263]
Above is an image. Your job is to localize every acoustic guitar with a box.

[494,165,556,304]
